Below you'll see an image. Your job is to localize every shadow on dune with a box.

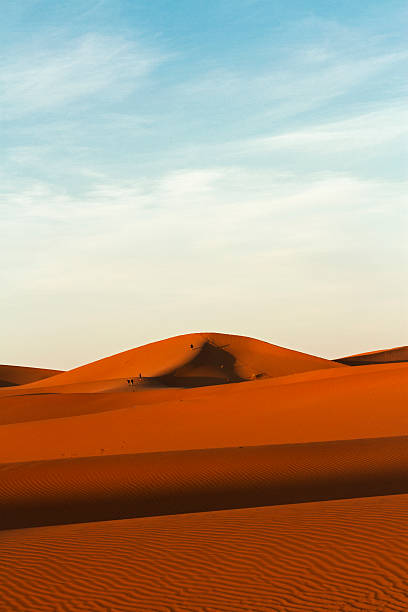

[1,435,408,531]
[0,380,15,388]
[334,346,408,366]
[156,340,251,387]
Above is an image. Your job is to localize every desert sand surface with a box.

[1,495,407,611]
[1,436,408,530]
[0,360,406,463]
[0,364,62,388]
[0,332,407,611]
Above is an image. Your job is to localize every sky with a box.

[1,0,407,369]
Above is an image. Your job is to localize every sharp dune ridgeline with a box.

[1,331,407,611]
[334,345,408,366]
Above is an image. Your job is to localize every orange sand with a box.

[1,495,407,611]
[335,345,408,365]
[1,436,407,530]
[0,333,407,611]
[24,332,342,390]
[0,361,405,463]
[0,364,61,387]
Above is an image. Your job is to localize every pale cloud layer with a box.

[2,167,406,367]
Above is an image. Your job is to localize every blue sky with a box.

[1,0,407,368]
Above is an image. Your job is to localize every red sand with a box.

[0,333,407,611]
[1,495,407,611]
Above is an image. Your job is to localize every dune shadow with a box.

[156,340,247,388]
[1,436,408,531]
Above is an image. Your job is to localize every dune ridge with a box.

[335,345,408,365]
[1,435,408,530]
[0,364,62,388]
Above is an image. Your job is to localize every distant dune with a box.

[24,332,342,391]
[335,345,408,366]
[0,332,407,611]
[0,364,62,387]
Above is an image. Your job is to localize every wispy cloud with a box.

[0,33,163,119]
[174,48,407,123]
[245,103,408,153]
[2,167,405,256]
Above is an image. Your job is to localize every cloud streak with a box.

[173,48,408,124]
[245,104,408,153]
[0,33,163,119]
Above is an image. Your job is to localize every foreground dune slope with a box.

[335,345,408,365]
[1,494,407,612]
[0,363,405,463]
[24,332,342,390]
[0,436,407,530]
[0,364,62,388]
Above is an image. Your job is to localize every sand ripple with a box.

[0,495,407,611]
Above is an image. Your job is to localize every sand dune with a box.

[0,357,395,397]
[1,332,407,611]
[1,495,407,611]
[0,436,407,530]
[335,345,408,365]
[0,361,405,463]
[24,332,342,390]
[0,364,61,388]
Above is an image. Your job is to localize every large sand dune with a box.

[0,333,407,610]
[24,332,342,390]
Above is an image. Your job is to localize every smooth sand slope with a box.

[335,345,408,365]
[0,361,405,463]
[23,332,342,391]
[1,495,407,612]
[0,364,61,388]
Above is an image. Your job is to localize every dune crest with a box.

[24,332,342,390]
[335,345,408,365]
